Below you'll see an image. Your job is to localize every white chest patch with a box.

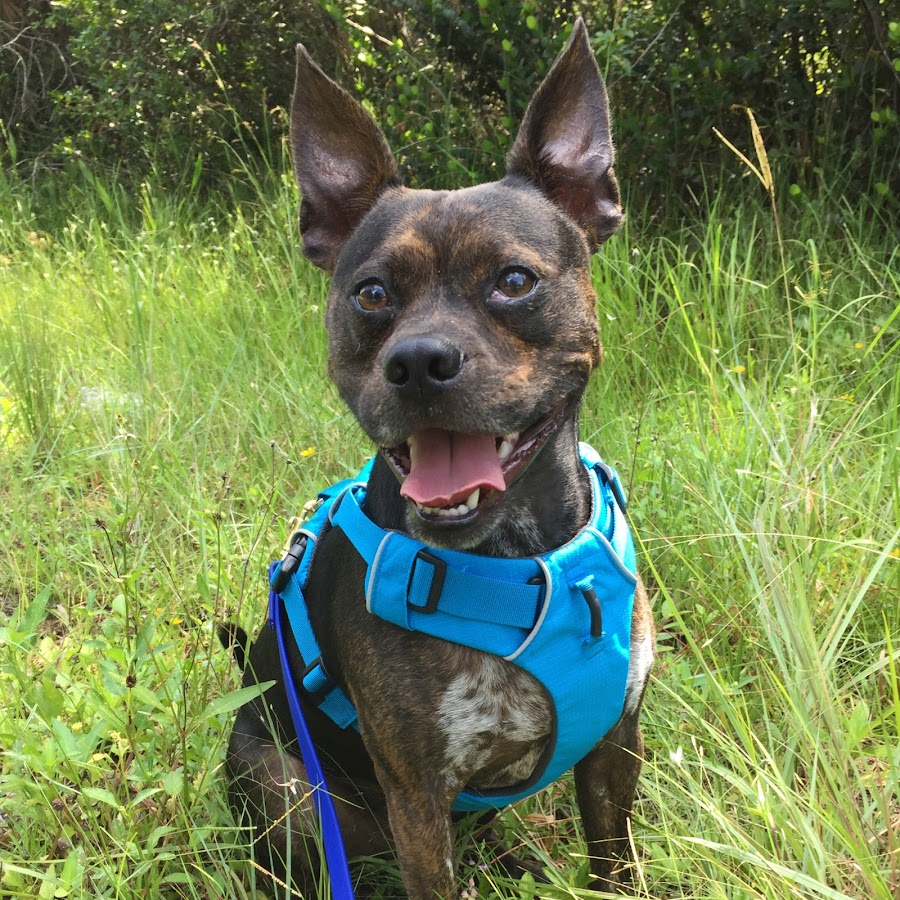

[437,655,550,786]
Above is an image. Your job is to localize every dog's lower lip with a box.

[381,403,566,523]
[411,485,503,525]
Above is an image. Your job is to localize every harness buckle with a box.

[301,656,334,698]
[407,549,446,614]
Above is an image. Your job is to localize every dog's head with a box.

[290,20,622,549]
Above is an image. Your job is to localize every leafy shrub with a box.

[1,0,897,201]
[1,0,338,187]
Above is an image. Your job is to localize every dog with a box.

[226,18,654,899]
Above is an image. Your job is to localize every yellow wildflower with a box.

[731,365,746,374]
[300,447,316,457]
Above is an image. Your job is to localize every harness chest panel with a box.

[271,443,637,812]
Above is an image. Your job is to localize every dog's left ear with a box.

[507,18,623,248]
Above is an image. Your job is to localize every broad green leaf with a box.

[200,680,275,720]
[81,786,120,808]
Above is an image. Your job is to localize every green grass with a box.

[0,161,897,900]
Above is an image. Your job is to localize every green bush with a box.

[1,0,897,201]
[1,0,338,187]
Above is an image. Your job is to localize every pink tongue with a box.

[400,430,506,507]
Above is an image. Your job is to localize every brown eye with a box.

[354,280,389,312]
[493,267,537,300]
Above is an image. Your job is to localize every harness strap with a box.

[407,550,542,627]
[332,483,548,632]
[269,469,376,731]
[272,543,359,730]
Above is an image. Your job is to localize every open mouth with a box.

[382,404,566,524]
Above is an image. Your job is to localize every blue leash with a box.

[269,563,355,900]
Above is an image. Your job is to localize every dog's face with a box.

[291,23,622,548]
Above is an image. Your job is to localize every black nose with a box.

[383,336,464,397]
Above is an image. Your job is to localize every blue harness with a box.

[269,442,637,813]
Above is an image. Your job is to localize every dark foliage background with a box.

[1,0,898,204]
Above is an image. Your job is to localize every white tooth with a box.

[456,504,468,515]
[466,488,480,508]
[506,431,520,444]
[498,440,512,461]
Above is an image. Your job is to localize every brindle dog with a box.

[226,18,654,899]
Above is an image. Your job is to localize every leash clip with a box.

[272,533,308,594]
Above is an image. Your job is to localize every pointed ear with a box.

[290,45,401,271]
[506,19,623,248]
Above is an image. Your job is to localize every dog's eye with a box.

[493,268,537,300]
[354,280,390,312]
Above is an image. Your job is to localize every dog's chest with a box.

[436,653,551,789]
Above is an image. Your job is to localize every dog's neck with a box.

[362,418,592,559]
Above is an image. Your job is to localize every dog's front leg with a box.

[374,762,457,900]
[574,710,644,893]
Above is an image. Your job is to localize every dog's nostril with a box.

[384,357,410,387]
[384,337,464,394]
[429,346,462,382]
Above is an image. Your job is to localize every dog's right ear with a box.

[290,46,400,271]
